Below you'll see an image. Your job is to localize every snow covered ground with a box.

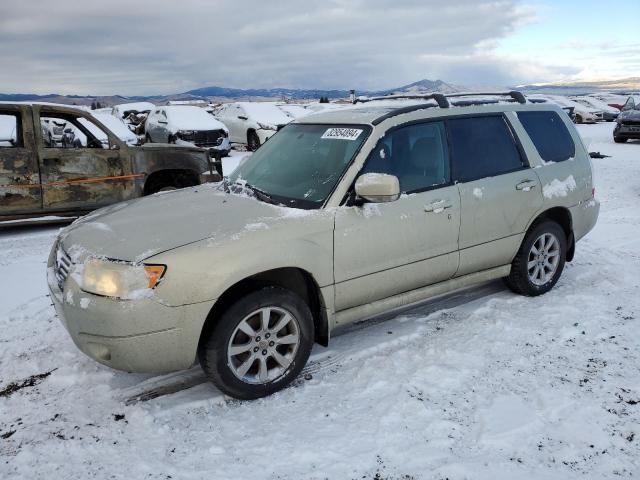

[1,123,639,479]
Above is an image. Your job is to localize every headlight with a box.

[257,122,276,131]
[80,258,166,299]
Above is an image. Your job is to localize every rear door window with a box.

[517,111,575,163]
[448,115,525,183]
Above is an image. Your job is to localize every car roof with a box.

[294,99,567,126]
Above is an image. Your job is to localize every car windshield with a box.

[229,123,370,209]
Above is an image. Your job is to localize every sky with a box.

[0,0,638,95]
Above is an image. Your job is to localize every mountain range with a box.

[0,77,637,106]
[0,79,461,106]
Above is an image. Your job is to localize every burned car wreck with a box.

[0,103,219,222]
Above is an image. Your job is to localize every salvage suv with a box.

[48,92,599,399]
[0,103,216,222]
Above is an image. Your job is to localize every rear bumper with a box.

[47,249,215,373]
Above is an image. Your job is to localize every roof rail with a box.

[445,91,527,104]
[367,90,528,125]
[354,93,450,108]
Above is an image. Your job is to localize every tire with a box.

[198,286,314,400]
[504,221,567,296]
[247,130,260,152]
[614,136,628,143]
[575,114,583,124]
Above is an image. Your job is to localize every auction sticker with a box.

[321,128,363,140]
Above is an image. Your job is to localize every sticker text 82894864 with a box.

[321,128,363,141]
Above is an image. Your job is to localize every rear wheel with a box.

[614,136,628,143]
[575,114,583,124]
[247,130,260,151]
[505,221,567,296]
[199,287,314,400]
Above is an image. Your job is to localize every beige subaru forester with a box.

[48,92,599,399]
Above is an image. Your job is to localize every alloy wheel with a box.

[227,306,300,384]
[527,232,560,286]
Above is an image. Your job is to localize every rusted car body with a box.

[0,103,217,222]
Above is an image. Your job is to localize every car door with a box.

[226,105,247,144]
[0,105,42,215]
[333,121,460,315]
[447,114,543,276]
[34,106,136,212]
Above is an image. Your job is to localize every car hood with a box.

[58,185,322,264]
[619,109,640,121]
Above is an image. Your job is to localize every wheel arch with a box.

[198,267,329,351]
[142,169,200,195]
[527,206,575,261]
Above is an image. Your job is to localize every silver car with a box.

[48,93,599,399]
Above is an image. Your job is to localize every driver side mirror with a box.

[355,173,400,203]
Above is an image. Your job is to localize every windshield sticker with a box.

[321,128,363,141]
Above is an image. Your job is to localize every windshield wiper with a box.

[231,180,277,205]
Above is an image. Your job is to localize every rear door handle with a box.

[516,180,537,191]
[425,199,453,213]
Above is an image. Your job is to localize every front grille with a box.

[621,119,640,126]
[179,129,225,147]
[55,245,72,291]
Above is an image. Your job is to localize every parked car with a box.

[90,112,139,146]
[613,95,640,143]
[113,102,155,138]
[48,92,599,399]
[145,106,230,157]
[0,103,218,222]
[589,93,629,111]
[572,96,619,121]
[211,102,295,151]
[41,118,68,146]
[276,104,310,119]
[528,95,602,123]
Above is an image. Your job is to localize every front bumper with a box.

[47,249,215,373]
[614,123,640,139]
[205,137,230,152]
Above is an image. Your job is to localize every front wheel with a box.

[614,136,628,143]
[247,130,260,151]
[199,287,314,400]
[505,221,567,296]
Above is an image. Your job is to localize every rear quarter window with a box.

[517,111,575,163]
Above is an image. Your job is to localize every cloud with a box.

[0,0,575,95]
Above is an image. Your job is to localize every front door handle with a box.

[425,199,453,213]
[516,180,537,191]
